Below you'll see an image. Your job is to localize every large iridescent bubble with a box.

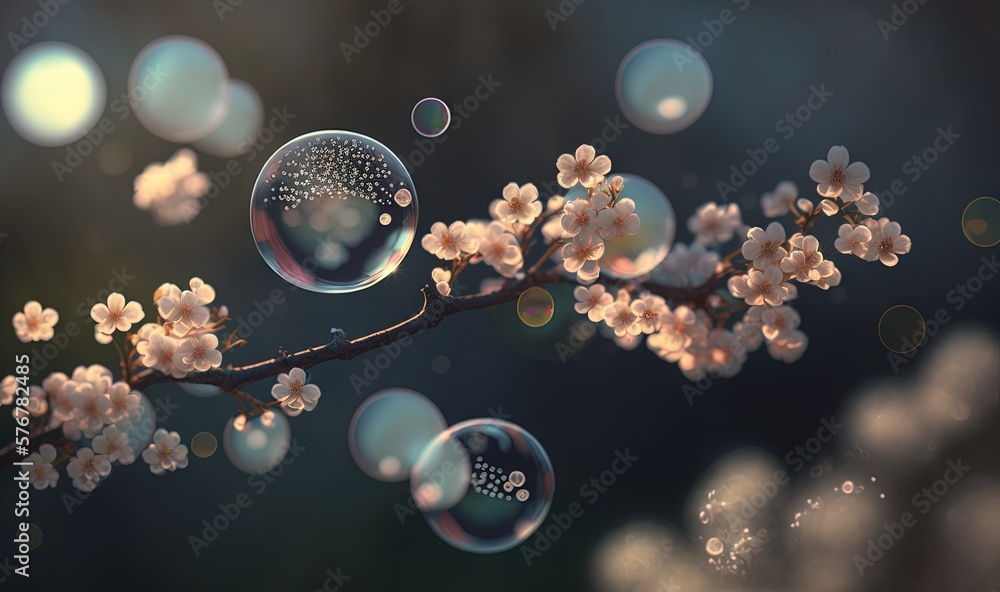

[250,130,418,293]
[222,411,291,474]
[565,174,675,278]
[410,419,555,553]
[349,388,447,482]
[1,42,106,146]
[127,36,229,142]
[616,39,713,135]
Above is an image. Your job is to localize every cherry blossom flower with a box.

[809,145,870,199]
[175,333,223,373]
[153,282,182,305]
[26,444,59,490]
[767,329,809,363]
[556,144,611,189]
[158,290,210,335]
[864,218,911,267]
[478,222,523,278]
[574,285,614,322]
[741,222,788,270]
[67,447,112,491]
[422,221,476,260]
[834,224,872,258]
[648,305,704,352]
[820,198,841,217]
[137,332,188,378]
[796,198,815,215]
[630,294,668,335]
[561,234,605,280]
[271,367,322,417]
[16,386,48,417]
[810,261,842,290]
[730,265,789,306]
[760,181,798,218]
[71,364,113,394]
[760,306,801,341]
[0,375,15,405]
[561,198,600,237]
[188,277,216,305]
[43,373,75,423]
[734,307,765,353]
[603,301,640,337]
[91,293,144,335]
[93,424,135,465]
[68,382,111,436]
[659,243,721,289]
[706,329,747,378]
[596,198,640,240]
[854,191,880,216]
[143,429,189,475]
[688,202,742,245]
[496,182,543,225]
[12,301,58,343]
[105,382,141,424]
[780,236,825,282]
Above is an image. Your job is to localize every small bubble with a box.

[379,213,392,226]
[508,471,526,487]
[515,489,530,502]
[705,537,724,556]
[394,188,412,207]
[503,481,514,492]
[841,480,855,494]
[191,432,218,458]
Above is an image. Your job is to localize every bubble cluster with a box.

[222,410,291,474]
[250,130,419,293]
[516,287,555,328]
[411,97,451,137]
[2,41,106,146]
[565,174,676,278]
[349,389,447,482]
[128,36,229,142]
[615,39,713,135]
[410,419,554,553]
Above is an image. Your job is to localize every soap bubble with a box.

[394,188,412,207]
[191,432,218,458]
[223,410,291,474]
[516,287,555,328]
[878,305,925,354]
[193,79,264,157]
[493,283,596,361]
[565,174,675,278]
[410,418,555,553]
[349,388,447,482]
[1,41,106,146]
[250,130,419,293]
[128,36,229,142]
[962,196,1000,247]
[616,39,713,135]
[411,97,450,137]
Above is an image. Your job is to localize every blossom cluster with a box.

[420,144,639,293]
[132,148,210,226]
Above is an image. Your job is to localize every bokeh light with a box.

[1,41,106,146]
[565,174,675,278]
[222,410,291,474]
[411,97,450,137]
[193,78,264,157]
[961,196,1000,247]
[410,418,554,553]
[348,388,447,482]
[615,39,713,135]
[492,283,596,362]
[127,35,229,142]
[191,432,219,458]
[250,130,418,293]
[878,305,925,354]
[516,287,555,328]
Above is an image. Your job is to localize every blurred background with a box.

[0,0,998,590]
